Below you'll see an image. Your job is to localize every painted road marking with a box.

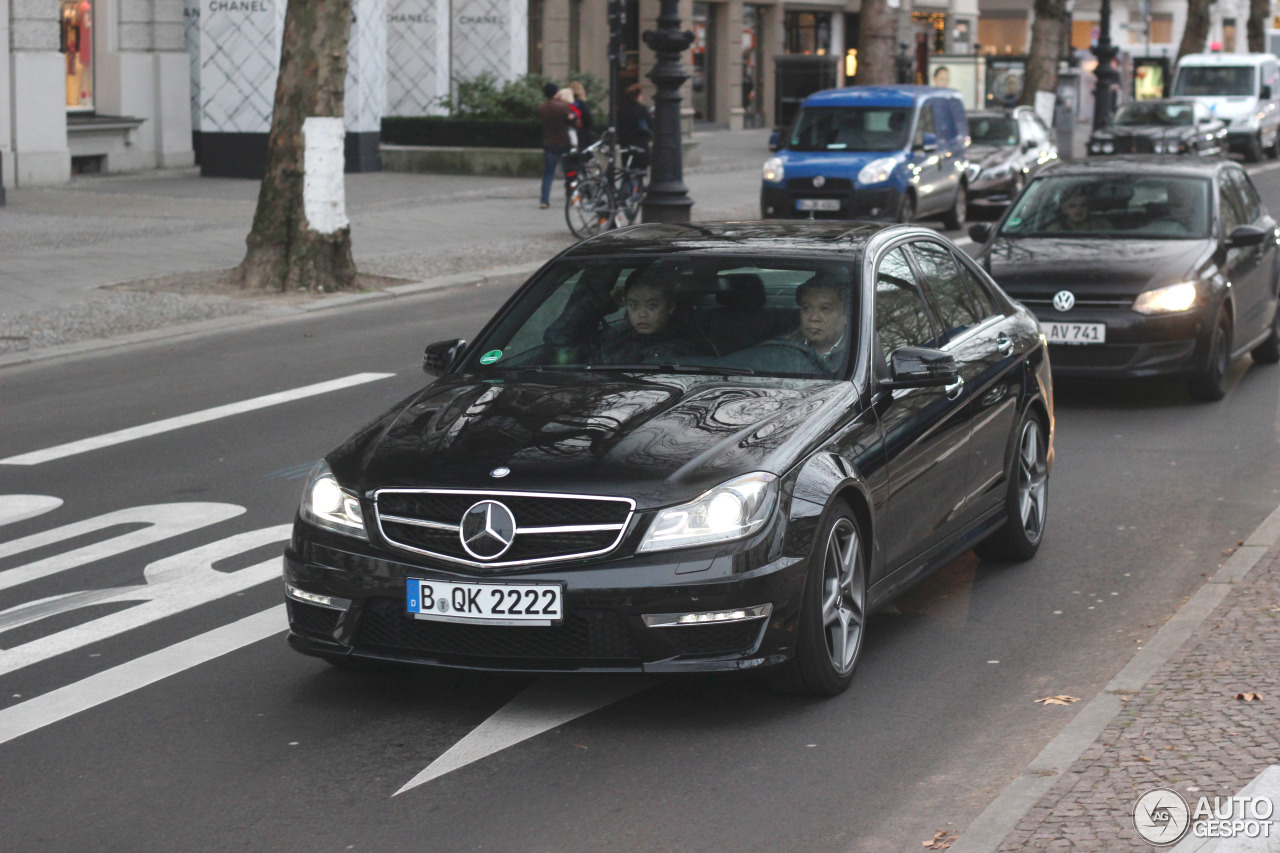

[0,372,395,466]
[395,676,650,795]
[0,495,63,527]
[0,606,285,747]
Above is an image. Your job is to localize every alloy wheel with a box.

[1017,420,1048,544]
[821,517,865,674]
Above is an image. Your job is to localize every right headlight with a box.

[638,472,778,553]
[299,459,367,540]
[1133,281,1200,315]
[762,156,785,183]
[857,156,898,186]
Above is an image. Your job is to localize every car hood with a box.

[980,237,1214,297]
[777,149,903,175]
[330,373,858,508]
[969,143,1016,168]
[1097,125,1192,139]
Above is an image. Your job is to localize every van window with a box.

[913,104,935,148]
[1174,65,1257,97]
[930,100,956,141]
[789,106,912,152]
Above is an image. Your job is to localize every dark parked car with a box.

[1087,99,1227,157]
[285,222,1053,696]
[966,107,1059,218]
[969,157,1280,400]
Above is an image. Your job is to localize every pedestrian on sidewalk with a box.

[569,80,596,149]
[538,82,581,209]
[617,84,653,169]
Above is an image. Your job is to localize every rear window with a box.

[1174,65,1257,97]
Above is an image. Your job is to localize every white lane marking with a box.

[0,525,291,678]
[0,606,285,747]
[0,495,63,527]
[394,676,651,795]
[0,372,395,466]
[0,503,245,592]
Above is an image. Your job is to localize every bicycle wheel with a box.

[565,177,615,239]
[620,172,646,225]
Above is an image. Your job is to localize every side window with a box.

[1219,179,1246,235]
[931,99,956,141]
[913,104,936,147]
[1228,169,1263,221]
[908,242,984,340]
[875,248,937,355]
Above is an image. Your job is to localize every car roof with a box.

[1039,156,1233,179]
[1178,52,1274,67]
[559,221,904,259]
[803,85,956,108]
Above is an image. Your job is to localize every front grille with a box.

[288,600,341,638]
[1019,297,1133,310]
[1048,343,1136,368]
[786,177,853,191]
[655,621,766,657]
[375,489,635,570]
[355,598,640,663]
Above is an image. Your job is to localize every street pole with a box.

[641,0,695,223]
[608,0,624,131]
[1092,0,1120,130]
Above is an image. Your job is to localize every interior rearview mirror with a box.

[423,338,467,376]
[882,346,958,389]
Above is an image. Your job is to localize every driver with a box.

[776,273,851,371]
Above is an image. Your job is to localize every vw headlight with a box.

[638,472,778,553]
[857,156,898,186]
[1133,281,1199,315]
[762,156,785,183]
[300,459,367,539]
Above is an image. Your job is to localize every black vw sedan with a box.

[1087,99,1227,157]
[284,222,1053,696]
[969,157,1280,400]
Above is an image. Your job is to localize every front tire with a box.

[767,505,867,697]
[1188,310,1232,401]
[1244,132,1265,163]
[897,192,916,224]
[942,182,967,231]
[975,413,1049,562]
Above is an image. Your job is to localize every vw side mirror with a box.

[968,222,993,243]
[1227,224,1268,248]
[882,346,958,389]
[423,338,467,376]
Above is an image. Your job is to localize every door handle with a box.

[945,375,965,399]
[996,334,1014,355]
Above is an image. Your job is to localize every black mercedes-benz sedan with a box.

[1087,99,1227,158]
[966,107,1058,218]
[969,157,1280,400]
[284,222,1053,696]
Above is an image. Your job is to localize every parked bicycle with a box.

[564,130,648,239]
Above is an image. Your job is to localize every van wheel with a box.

[1244,132,1264,163]
[942,183,967,230]
[897,192,916,224]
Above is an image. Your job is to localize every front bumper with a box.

[760,184,902,221]
[968,176,1017,208]
[1026,303,1215,379]
[283,520,808,674]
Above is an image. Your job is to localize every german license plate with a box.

[796,198,841,211]
[1042,322,1106,344]
[406,578,563,626]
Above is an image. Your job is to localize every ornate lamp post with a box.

[641,0,695,223]
[1092,0,1121,130]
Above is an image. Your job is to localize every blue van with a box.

[761,85,970,227]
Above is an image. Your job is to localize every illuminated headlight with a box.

[642,603,773,627]
[1133,281,1199,315]
[857,156,898,186]
[1152,141,1168,153]
[965,163,983,182]
[985,163,1013,181]
[299,459,367,539]
[762,156,785,183]
[1102,141,1115,153]
[638,472,778,553]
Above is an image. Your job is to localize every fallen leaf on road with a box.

[1235,692,1263,702]
[1036,695,1081,706]
[923,830,956,849]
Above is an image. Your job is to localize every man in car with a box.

[777,273,852,371]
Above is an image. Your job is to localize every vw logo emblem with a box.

[1052,290,1076,312]
[490,466,510,478]
[459,500,517,560]
[812,175,826,188]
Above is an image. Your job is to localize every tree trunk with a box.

[855,0,897,86]
[1021,0,1068,108]
[1178,0,1212,62]
[235,0,357,293]
[1248,0,1269,53]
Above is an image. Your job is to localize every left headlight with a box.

[638,472,778,553]
[857,156,898,186]
[299,459,368,540]
[1133,281,1200,315]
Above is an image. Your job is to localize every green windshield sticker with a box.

[1008,217,1022,227]
[479,350,503,365]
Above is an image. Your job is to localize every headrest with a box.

[715,274,767,309]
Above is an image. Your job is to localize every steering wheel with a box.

[735,339,832,374]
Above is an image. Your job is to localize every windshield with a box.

[1115,102,1194,126]
[788,106,911,152]
[1173,65,1256,97]
[464,254,859,378]
[970,115,1017,145]
[999,175,1213,239]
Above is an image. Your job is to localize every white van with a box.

[1172,52,1280,162]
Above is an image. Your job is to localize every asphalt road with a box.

[4,164,1280,853]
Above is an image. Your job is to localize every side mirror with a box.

[768,131,781,152]
[1262,85,1272,100]
[423,338,467,376]
[916,132,938,152]
[1227,224,1268,248]
[968,222,993,243]
[882,346,958,389]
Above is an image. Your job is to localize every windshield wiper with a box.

[583,363,757,376]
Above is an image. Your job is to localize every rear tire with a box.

[942,182,967,231]
[1188,310,1232,401]
[1244,132,1264,163]
[1268,129,1280,159]
[897,192,916,224]
[1251,302,1280,364]
[974,412,1049,562]
[766,505,866,697]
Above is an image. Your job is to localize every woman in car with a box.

[544,272,703,364]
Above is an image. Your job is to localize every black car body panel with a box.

[285,222,1054,680]
[1088,99,1228,158]
[966,107,1058,214]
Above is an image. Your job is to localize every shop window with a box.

[1128,13,1174,45]
[785,12,832,56]
[1072,19,1095,50]
[61,0,93,111]
[569,0,581,74]
[911,11,946,54]
[1223,19,1237,54]
[742,6,764,119]
[978,13,1026,56]
[618,0,640,92]
[529,0,544,75]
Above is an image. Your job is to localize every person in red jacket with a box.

[538,82,581,208]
